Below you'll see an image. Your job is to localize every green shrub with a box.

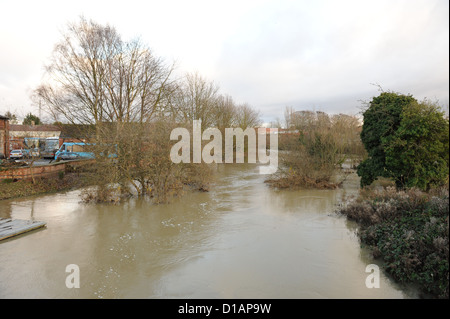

[338,186,449,298]
[358,92,449,190]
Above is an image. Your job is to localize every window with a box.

[72,145,85,152]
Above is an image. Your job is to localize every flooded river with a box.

[0,164,418,298]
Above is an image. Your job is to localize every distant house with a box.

[0,115,10,158]
[9,124,61,139]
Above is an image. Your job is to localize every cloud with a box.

[0,0,448,121]
[214,0,449,119]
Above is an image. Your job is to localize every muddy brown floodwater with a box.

[0,164,419,298]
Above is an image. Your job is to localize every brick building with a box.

[0,115,10,159]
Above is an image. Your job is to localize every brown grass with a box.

[0,172,89,200]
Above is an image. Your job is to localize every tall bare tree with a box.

[284,106,295,129]
[35,17,174,132]
[173,72,220,128]
[33,17,197,203]
[235,103,261,129]
[213,94,237,130]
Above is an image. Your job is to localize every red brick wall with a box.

[0,118,10,158]
[0,159,93,180]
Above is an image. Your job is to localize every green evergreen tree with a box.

[358,92,449,190]
[385,100,449,190]
[22,112,41,125]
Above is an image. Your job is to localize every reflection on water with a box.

[0,164,418,298]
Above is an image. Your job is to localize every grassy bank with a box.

[338,186,449,298]
[0,172,88,200]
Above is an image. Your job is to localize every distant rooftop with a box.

[10,124,60,132]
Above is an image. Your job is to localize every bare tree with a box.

[35,17,174,131]
[235,103,261,129]
[173,72,220,128]
[33,17,266,203]
[33,17,190,203]
[35,18,113,126]
[284,106,295,129]
[213,94,237,130]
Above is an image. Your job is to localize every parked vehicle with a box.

[55,142,117,160]
[41,148,59,159]
[42,137,60,159]
[9,149,25,159]
[29,148,40,158]
[55,142,94,160]
[58,152,82,161]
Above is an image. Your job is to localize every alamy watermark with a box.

[65,263,380,290]
[365,264,380,288]
[169,120,278,174]
[65,264,80,289]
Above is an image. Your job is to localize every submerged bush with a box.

[79,120,214,204]
[266,111,363,189]
[338,186,449,298]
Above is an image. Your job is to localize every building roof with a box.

[0,115,9,120]
[10,124,61,132]
[59,124,95,138]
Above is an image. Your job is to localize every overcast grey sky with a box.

[0,0,448,123]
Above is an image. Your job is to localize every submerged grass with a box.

[0,172,90,200]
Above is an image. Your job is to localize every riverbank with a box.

[337,186,449,299]
[0,172,88,200]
